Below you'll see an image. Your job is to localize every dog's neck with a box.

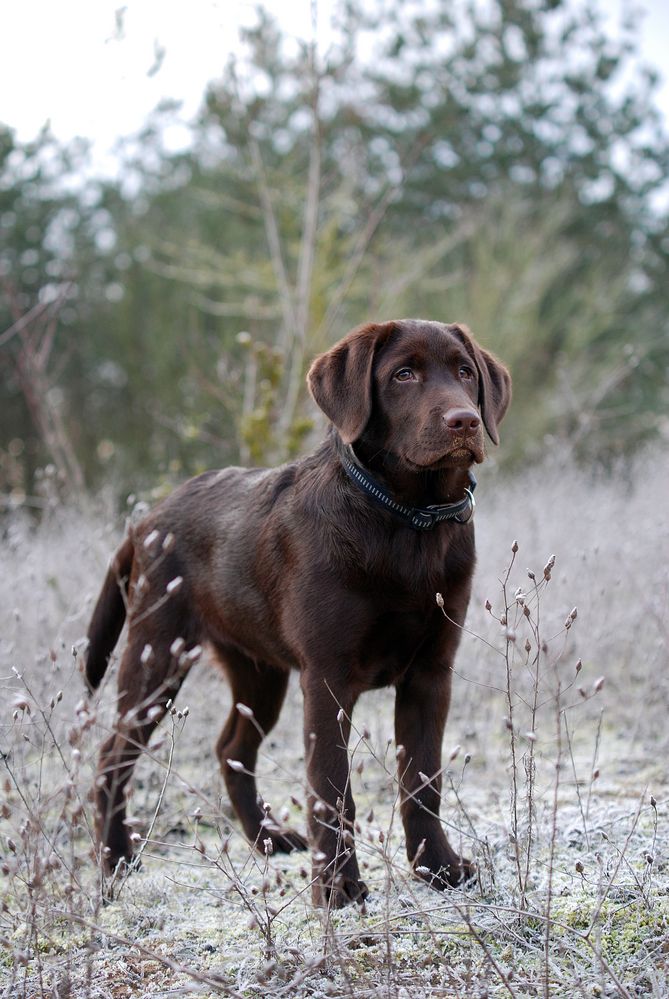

[344,436,474,508]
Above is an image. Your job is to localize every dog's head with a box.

[307,319,511,470]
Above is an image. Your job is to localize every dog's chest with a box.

[355,605,443,688]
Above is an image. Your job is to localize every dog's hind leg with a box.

[213,646,307,853]
[95,596,200,873]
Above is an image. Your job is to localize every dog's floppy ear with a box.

[450,324,512,445]
[307,322,394,444]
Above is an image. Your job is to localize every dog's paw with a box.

[255,825,308,854]
[271,828,309,853]
[100,852,142,901]
[100,845,137,878]
[414,854,476,890]
[313,874,369,909]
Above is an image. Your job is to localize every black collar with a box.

[339,444,476,531]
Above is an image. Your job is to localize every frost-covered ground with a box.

[1,450,668,997]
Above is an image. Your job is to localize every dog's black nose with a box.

[444,408,481,435]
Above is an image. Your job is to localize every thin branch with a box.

[278,38,322,444]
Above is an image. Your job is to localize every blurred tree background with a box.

[2,0,669,504]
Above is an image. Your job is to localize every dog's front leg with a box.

[301,674,367,908]
[395,665,475,888]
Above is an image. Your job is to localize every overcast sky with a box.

[2,0,668,175]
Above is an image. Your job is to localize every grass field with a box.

[1,450,668,997]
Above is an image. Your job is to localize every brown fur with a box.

[85,318,511,907]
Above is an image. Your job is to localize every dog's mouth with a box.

[404,441,484,470]
[445,445,482,466]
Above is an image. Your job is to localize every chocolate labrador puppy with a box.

[85,318,511,907]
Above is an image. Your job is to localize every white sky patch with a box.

[0,0,322,172]
[0,0,667,178]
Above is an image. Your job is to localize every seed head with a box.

[543,554,556,580]
[143,530,160,550]
[564,606,578,629]
[170,637,185,657]
[11,694,31,714]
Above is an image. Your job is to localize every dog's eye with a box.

[459,365,474,379]
[394,368,416,382]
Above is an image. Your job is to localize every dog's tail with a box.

[85,535,134,692]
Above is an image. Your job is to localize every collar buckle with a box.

[453,487,476,524]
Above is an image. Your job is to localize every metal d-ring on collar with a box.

[339,444,476,532]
